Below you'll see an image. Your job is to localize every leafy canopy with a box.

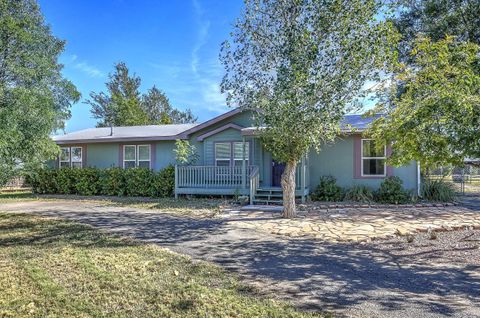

[221,0,398,164]
[367,36,480,169]
[0,0,80,184]
[87,63,196,127]
[393,0,480,60]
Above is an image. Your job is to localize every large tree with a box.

[87,63,196,127]
[221,0,397,217]
[0,0,80,185]
[87,62,148,127]
[393,0,480,60]
[367,36,480,170]
[142,86,197,124]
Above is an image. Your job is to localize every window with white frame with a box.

[215,143,231,166]
[215,141,249,167]
[361,139,386,176]
[59,146,82,168]
[233,142,249,167]
[123,145,151,169]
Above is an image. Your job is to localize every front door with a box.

[272,160,285,187]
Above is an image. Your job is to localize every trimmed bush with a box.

[344,185,375,203]
[421,179,456,202]
[101,167,126,196]
[28,165,175,198]
[376,176,410,204]
[311,176,344,202]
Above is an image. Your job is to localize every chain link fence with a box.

[429,164,480,195]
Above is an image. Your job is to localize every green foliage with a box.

[311,176,344,202]
[28,166,175,198]
[368,36,480,169]
[221,0,398,216]
[421,179,456,202]
[123,167,155,197]
[393,0,480,61]
[101,167,126,196]
[376,176,410,204]
[344,185,375,203]
[75,168,101,196]
[0,0,80,186]
[174,140,198,165]
[87,64,196,127]
[151,165,175,197]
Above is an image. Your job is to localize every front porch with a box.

[174,162,309,203]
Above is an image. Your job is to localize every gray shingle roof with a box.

[341,114,382,131]
[53,124,198,144]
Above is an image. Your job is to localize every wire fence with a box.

[428,165,480,195]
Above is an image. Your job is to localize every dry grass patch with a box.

[0,213,324,318]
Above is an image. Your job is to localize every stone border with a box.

[303,202,459,210]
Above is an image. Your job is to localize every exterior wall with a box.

[154,141,176,170]
[308,135,418,191]
[86,143,119,168]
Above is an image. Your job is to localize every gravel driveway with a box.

[1,200,479,318]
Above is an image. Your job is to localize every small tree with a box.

[367,36,480,170]
[221,0,397,217]
[174,140,198,165]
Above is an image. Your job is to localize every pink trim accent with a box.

[196,123,244,141]
[386,146,394,176]
[118,144,123,167]
[178,108,242,138]
[151,143,156,169]
[353,135,362,178]
[82,145,87,167]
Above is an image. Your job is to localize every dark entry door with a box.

[272,161,285,187]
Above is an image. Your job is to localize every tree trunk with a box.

[281,160,297,218]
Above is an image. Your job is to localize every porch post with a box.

[242,137,247,189]
[301,155,306,203]
[174,164,179,199]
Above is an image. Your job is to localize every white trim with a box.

[137,144,151,169]
[123,144,151,169]
[59,146,82,168]
[215,142,232,167]
[361,139,386,177]
[123,145,137,169]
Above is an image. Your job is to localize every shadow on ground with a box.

[1,200,479,318]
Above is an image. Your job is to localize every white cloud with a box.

[191,0,210,75]
[64,54,105,78]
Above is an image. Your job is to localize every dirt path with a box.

[1,200,479,318]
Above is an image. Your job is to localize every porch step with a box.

[252,187,302,205]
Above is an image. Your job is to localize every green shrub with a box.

[75,168,101,196]
[311,176,344,201]
[152,165,175,197]
[376,176,410,204]
[101,167,126,196]
[29,165,175,198]
[421,179,456,202]
[124,168,154,197]
[344,185,375,203]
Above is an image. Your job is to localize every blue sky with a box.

[39,0,244,132]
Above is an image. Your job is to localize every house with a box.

[52,109,420,204]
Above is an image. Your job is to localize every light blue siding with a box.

[86,143,119,168]
[308,136,418,191]
[154,141,176,170]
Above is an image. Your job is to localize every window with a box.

[215,143,231,166]
[233,142,249,167]
[215,141,250,167]
[361,139,386,176]
[123,145,151,169]
[59,147,82,168]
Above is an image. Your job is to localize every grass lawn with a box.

[0,191,230,218]
[0,212,323,318]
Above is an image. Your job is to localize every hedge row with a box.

[27,166,175,198]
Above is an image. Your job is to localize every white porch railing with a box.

[176,165,257,189]
[249,166,260,204]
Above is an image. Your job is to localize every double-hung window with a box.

[215,142,249,167]
[361,139,386,176]
[123,145,151,169]
[59,147,82,168]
